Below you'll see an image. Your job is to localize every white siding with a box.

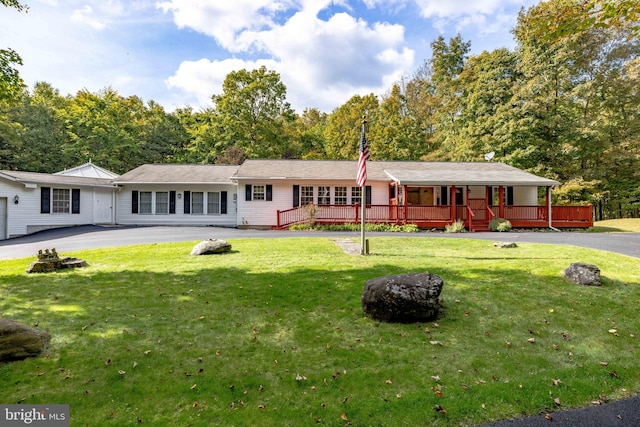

[115,184,237,227]
[237,180,389,227]
[0,180,109,238]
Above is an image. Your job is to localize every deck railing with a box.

[277,204,593,229]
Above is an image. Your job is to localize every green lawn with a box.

[591,218,640,232]
[1,237,639,426]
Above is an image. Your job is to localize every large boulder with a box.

[0,319,51,363]
[362,273,444,323]
[190,239,232,256]
[563,262,601,286]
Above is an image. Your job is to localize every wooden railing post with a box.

[355,203,359,222]
[276,210,281,228]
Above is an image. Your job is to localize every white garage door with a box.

[0,198,6,240]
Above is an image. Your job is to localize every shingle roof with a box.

[114,164,239,184]
[233,160,560,186]
[0,170,115,187]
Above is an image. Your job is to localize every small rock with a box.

[190,239,232,256]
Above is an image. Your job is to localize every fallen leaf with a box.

[431,375,441,382]
[396,393,402,398]
[259,385,264,392]
[552,379,561,386]
[554,397,561,406]
[340,412,348,421]
[258,404,266,409]
[544,413,553,421]
[385,379,392,384]
[600,362,609,366]
[191,384,197,390]
[430,341,444,346]
[118,370,126,375]
[527,338,536,344]
[105,359,111,366]
[193,402,198,408]
[133,361,138,368]
[434,405,447,415]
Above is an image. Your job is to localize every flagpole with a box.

[360,116,367,255]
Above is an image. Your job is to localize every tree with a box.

[10,82,69,172]
[369,84,427,160]
[212,66,296,159]
[428,35,471,158]
[323,94,378,160]
[532,0,639,42]
[1,1,28,103]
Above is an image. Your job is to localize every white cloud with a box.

[412,0,518,18]
[156,0,292,51]
[70,5,108,30]
[162,0,415,112]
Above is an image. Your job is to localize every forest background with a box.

[1,0,638,220]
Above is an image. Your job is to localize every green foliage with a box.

[1,238,639,426]
[212,66,296,159]
[0,48,25,103]
[444,220,466,233]
[288,223,419,232]
[489,218,512,232]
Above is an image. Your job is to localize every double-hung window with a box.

[334,187,347,205]
[139,191,152,214]
[191,192,204,214]
[207,192,220,215]
[318,186,330,205]
[351,187,362,205]
[156,191,169,214]
[52,189,70,214]
[253,185,265,201]
[301,186,314,205]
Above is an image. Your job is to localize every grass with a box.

[1,237,639,426]
[590,218,640,232]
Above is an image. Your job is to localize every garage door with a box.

[0,198,6,240]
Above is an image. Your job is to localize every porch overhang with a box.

[384,169,560,187]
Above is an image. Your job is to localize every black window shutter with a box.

[440,187,448,205]
[132,191,138,214]
[41,187,51,214]
[245,185,252,201]
[293,185,300,207]
[221,191,228,214]
[507,187,514,206]
[266,185,272,201]
[169,191,176,214]
[184,191,191,214]
[72,189,80,214]
[365,186,372,205]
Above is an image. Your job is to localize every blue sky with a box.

[1,0,539,113]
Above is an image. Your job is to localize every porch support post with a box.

[450,185,456,221]
[403,185,408,221]
[547,186,552,227]
[499,186,505,218]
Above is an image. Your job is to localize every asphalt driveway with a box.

[0,225,639,260]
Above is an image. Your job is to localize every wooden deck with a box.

[277,204,593,231]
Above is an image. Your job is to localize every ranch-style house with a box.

[0,160,593,240]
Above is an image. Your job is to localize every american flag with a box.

[356,124,369,187]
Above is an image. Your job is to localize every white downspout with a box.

[548,186,560,232]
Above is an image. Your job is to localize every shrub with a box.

[489,218,512,232]
[445,220,466,233]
